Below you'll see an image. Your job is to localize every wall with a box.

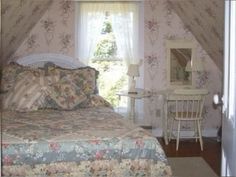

[143,0,222,136]
[12,0,75,60]
[169,0,224,71]
[12,0,222,136]
[1,0,52,65]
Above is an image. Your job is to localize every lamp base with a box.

[128,77,137,94]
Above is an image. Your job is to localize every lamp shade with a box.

[127,64,140,77]
[185,59,204,72]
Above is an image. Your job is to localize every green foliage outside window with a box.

[90,14,127,107]
[101,20,112,34]
[90,60,127,107]
[93,34,117,60]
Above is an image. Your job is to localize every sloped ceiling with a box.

[169,0,224,71]
[1,0,52,66]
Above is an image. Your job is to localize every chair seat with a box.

[170,112,202,120]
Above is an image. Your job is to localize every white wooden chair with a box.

[167,89,208,151]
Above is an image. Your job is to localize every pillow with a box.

[78,94,112,108]
[45,77,87,110]
[38,72,60,86]
[1,63,24,92]
[3,74,47,112]
[1,62,44,92]
[47,66,99,95]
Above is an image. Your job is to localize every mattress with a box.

[2,107,172,177]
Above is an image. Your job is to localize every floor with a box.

[158,137,221,176]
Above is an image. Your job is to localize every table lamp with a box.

[127,64,140,94]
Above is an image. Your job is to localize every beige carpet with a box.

[168,157,219,177]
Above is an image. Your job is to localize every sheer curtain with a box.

[78,3,106,65]
[77,2,144,121]
[78,2,140,66]
[111,3,140,66]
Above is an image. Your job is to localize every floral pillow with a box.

[78,94,113,109]
[47,66,99,95]
[46,77,87,110]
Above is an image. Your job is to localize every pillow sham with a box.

[1,62,44,92]
[45,77,87,110]
[78,94,113,109]
[47,66,99,95]
[1,62,24,92]
[3,75,47,112]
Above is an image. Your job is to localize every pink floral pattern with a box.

[49,142,61,152]
[5,0,222,134]
[47,66,99,95]
[46,78,87,110]
[12,0,75,59]
[1,0,52,63]
[2,108,172,176]
[144,0,222,132]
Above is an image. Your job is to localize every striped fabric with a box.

[38,72,60,86]
[3,77,47,112]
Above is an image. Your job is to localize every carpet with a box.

[168,157,219,177]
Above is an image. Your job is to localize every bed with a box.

[1,53,172,177]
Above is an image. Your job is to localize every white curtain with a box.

[78,2,140,66]
[77,2,144,122]
[111,3,140,66]
[78,3,106,65]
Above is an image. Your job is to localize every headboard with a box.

[16,53,85,69]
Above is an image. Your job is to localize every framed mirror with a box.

[166,40,195,88]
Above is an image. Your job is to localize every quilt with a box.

[2,108,172,177]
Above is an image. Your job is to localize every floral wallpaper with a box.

[12,0,75,60]
[1,0,52,66]
[169,0,224,71]
[143,0,222,135]
[9,0,222,136]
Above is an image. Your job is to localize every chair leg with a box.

[194,120,198,142]
[169,118,174,142]
[197,120,203,151]
[176,120,181,151]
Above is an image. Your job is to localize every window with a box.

[76,2,144,116]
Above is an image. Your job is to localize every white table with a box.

[155,89,175,145]
[117,88,152,122]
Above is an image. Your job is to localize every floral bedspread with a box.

[2,108,172,177]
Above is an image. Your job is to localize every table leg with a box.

[130,98,135,122]
[164,100,169,145]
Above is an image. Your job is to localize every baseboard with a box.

[202,129,218,137]
[152,128,218,138]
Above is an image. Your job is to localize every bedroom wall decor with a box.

[12,0,75,60]
[10,0,222,136]
[1,0,52,66]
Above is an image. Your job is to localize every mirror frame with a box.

[166,40,195,88]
